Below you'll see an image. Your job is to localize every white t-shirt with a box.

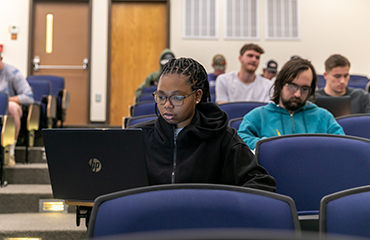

[215,71,273,103]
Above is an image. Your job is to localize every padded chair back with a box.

[336,114,370,139]
[125,114,157,128]
[27,79,51,102]
[320,185,370,238]
[317,74,370,90]
[218,102,266,120]
[131,101,157,117]
[141,85,157,94]
[27,75,64,96]
[255,134,370,215]
[228,117,244,130]
[136,93,154,102]
[317,75,326,89]
[0,92,8,115]
[348,75,369,89]
[87,184,300,238]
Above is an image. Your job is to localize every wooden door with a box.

[110,2,167,125]
[31,1,90,125]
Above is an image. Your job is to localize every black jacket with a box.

[130,102,276,192]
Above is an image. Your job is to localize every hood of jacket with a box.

[265,101,317,114]
[153,102,229,147]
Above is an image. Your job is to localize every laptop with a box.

[313,96,352,118]
[42,128,149,203]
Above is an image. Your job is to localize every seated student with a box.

[135,49,175,97]
[238,58,345,150]
[316,54,370,113]
[215,43,273,104]
[262,59,278,80]
[0,52,34,166]
[129,57,276,192]
[207,54,226,88]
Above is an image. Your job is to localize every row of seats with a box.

[86,182,370,239]
[317,74,370,90]
[0,75,70,184]
[26,75,70,129]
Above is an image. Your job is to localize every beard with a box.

[281,96,306,112]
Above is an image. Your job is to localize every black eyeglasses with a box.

[286,83,311,95]
[152,90,197,107]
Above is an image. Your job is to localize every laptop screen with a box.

[313,96,351,118]
[42,128,149,202]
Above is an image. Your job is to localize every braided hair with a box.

[159,57,211,103]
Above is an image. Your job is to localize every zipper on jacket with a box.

[171,135,178,183]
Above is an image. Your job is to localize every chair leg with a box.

[25,130,29,164]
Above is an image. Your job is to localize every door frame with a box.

[27,0,93,124]
[107,0,170,124]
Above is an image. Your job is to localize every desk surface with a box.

[65,200,94,207]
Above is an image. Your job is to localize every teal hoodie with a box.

[237,102,345,150]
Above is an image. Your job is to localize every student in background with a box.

[238,57,344,150]
[0,52,34,166]
[135,49,175,97]
[129,57,276,191]
[215,43,272,104]
[207,54,226,88]
[262,59,278,80]
[316,54,370,113]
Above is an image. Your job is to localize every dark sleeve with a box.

[221,130,277,192]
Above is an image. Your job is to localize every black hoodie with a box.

[130,102,276,192]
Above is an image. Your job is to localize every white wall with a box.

[90,0,109,122]
[2,0,370,123]
[0,0,30,75]
[171,0,370,76]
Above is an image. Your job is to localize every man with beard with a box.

[237,58,344,150]
[316,54,370,114]
[215,43,272,104]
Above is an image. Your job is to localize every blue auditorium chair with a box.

[130,101,158,117]
[348,75,369,89]
[255,134,370,231]
[228,117,244,130]
[320,185,370,238]
[86,184,301,239]
[123,114,157,128]
[140,85,157,94]
[317,74,369,90]
[317,74,326,89]
[0,92,15,186]
[27,75,70,127]
[218,102,267,120]
[27,79,57,129]
[336,113,370,139]
[135,93,154,103]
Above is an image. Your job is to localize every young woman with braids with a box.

[130,57,276,191]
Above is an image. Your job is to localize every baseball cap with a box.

[160,53,175,65]
[264,59,278,73]
[212,54,226,71]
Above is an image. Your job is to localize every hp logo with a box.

[89,158,102,172]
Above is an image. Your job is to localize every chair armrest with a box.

[27,103,40,131]
[47,95,57,119]
[1,115,15,148]
[61,89,70,109]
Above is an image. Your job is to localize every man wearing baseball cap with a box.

[262,59,278,80]
[207,54,226,88]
